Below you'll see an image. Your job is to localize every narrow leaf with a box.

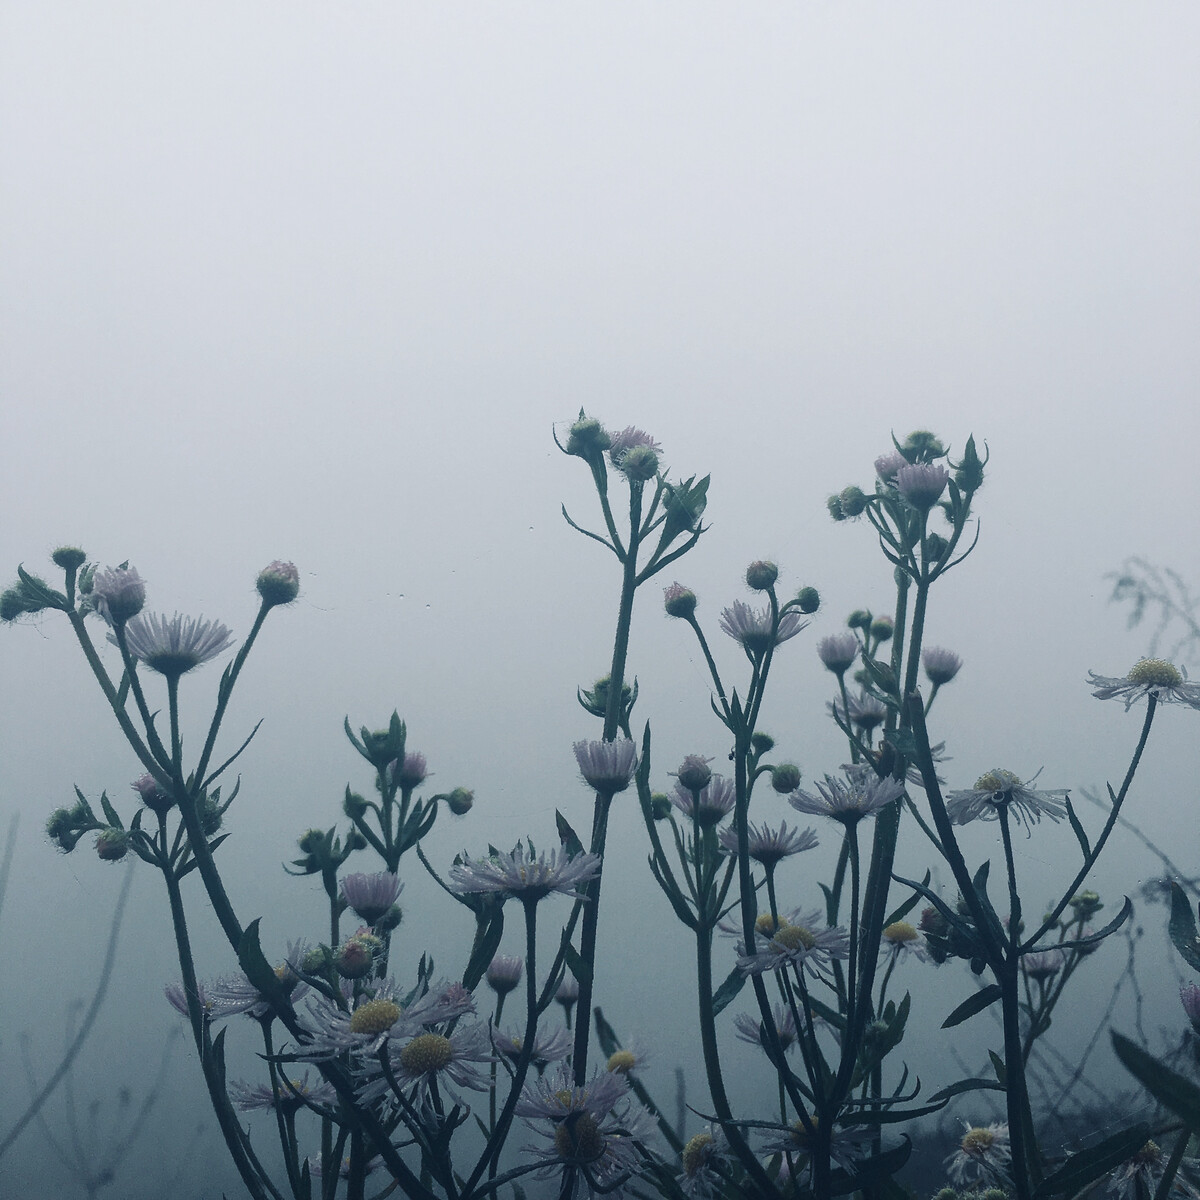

[942,985,1003,1029]
[1112,1032,1200,1128]
[1034,1122,1152,1197]
[1169,883,1200,972]
[710,967,747,1017]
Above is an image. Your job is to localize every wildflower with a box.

[671,775,736,827]
[881,921,930,963]
[131,773,173,816]
[387,752,428,789]
[945,1122,1011,1187]
[449,843,601,903]
[229,1073,337,1114]
[718,820,818,868]
[719,600,807,654]
[945,769,1069,832]
[1102,1139,1197,1200]
[94,828,129,861]
[334,935,375,980]
[1088,659,1200,711]
[736,909,851,978]
[923,646,963,686]
[788,767,905,826]
[829,691,888,733]
[565,414,612,460]
[164,981,214,1020]
[1021,948,1066,980]
[734,1003,799,1054]
[555,973,580,1018]
[491,1025,573,1069]
[1182,984,1200,1032]
[679,1124,732,1199]
[91,566,146,625]
[573,738,638,795]
[672,754,714,792]
[664,582,698,619]
[758,1112,871,1173]
[117,612,234,678]
[206,953,310,1022]
[817,633,860,675]
[256,560,299,607]
[362,1023,493,1103]
[608,426,662,481]
[874,451,907,481]
[340,871,402,926]
[605,1044,650,1076]
[446,787,474,815]
[745,560,779,591]
[895,462,950,511]
[485,954,523,996]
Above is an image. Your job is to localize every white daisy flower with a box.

[945,768,1068,832]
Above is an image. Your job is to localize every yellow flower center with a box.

[349,998,401,1036]
[789,1114,819,1149]
[755,912,782,936]
[1127,658,1183,687]
[607,1050,637,1074]
[961,1127,995,1156]
[399,1033,453,1074]
[553,1113,605,1163]
[883,921,918,944]
[974,769,1021,794]
[772,923,817,952]
[682,1132,713,1176]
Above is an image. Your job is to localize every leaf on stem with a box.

[942,985,1002,1029]
[1033,1121,1152,1198]
[710,967,746,1017]
[1169,883,1200,972]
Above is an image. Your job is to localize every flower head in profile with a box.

[895,462,950,511]
[679,1124,732,1199]
[256,560,300,607]
[734,1002,799,1056]
[1021,948,1066,980]
[881,920,930,963]
[492,1024,573,1069]
[608,426,662,481]
[829,691,888,734]
[91,566,146,625]
[340,871,402,926]
[719,600,807,655]
[449,843,601,903]
[758,1112,871,1175]
[387,751,429,790]
[718,820,818,869]
[1103,1140,1185,1200]
[671,775,736,827]
[945,1122,1011,1187]
[817,633,860,675]
[229,1072,336,1114]
[922,646,963,686]
[945,768,1069,833]
[736,908,851,978]
[574,738,638,796]
[788,766,905,826]
[117,612,234,678]
[485,954,524,996]
[1088,659,1200,711]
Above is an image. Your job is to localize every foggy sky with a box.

[2,5,1198,1194]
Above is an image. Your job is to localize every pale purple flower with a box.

[835,690,888,732]
[205,956,309,1022]
[555,974,580,1008]
[758,1112,872,1176]
[164,981,212,1020]
[672,754,714,792]
[874,451,908,481]
[945,768,1069,832]
[817,633,860,674]
[117,612,234,677]
[229,1073,336,1113]
[485,954,523,995]
[491,1024,573,1068]
[946,1122,1012,1187]
[734,1003,799,1054]
[736,908,851,978]
[923,646,963,686]
[719,600,807,654]
[340,872,402,925]
[895,462,950,510]
[788,766,905,825]
[387,751,429,789]
[608,426,662,480]
[573,738,638,795]
[663,581,698,618]
[718,820,818,868]
[679,1125,732,1200]
[671,775,736,826]
[1102,1140,1195,1200]
[1088,659,1200,711]
[1021,948,1066,980]
[449,843,602,902]
[91,565,146,625]
[881,921,930,963]
[256,560,299,607]
[360,1022,493,1103]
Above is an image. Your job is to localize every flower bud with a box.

[446,787,474,816]
[486,954,524,996]
[301,944,334,974]
[826,494,846,521]
[343,790,368,819]
[922,647,963,686]
[900,430,945,462]
[335,937,375,979]
[924,532,950,561]
[91,566,146,625]
[565,415,611,460]
[847,610,872,631]
[198,796,222,836]
[256,561,299,607]
[838,486,868,518]
[674,755,713,792]
[0,589,26,622]
[132,773,174,817]
[618,444,659,481]
[52,547,87,572]
[751,731,775,755]
[771,764,802,794]
[953,435,986,492]
[794,587,820,614]
[870,616,893,643]
[745,561,778,591]
[95,828,130,862]
[649,793,672,821]
[663,582,697,619]
[376,904,403,933]
[46,808,74,841]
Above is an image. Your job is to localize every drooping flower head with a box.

[91,565,146,625]
[922,646,963,686]
[573,738,638,796]
[944,769,1069,833]
[788,766,905,827]
[719,600,807,655]
[118,612,234,678]
[1088,659,1200,711]
[718,820,818,869]
[449,843,602,903]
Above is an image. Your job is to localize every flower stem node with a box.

[95,827,130,862]
[446,787,474,816]
[256,561,300,607]
[663,582,697,619]
[745,560,778,591]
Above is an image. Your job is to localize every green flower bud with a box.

[925,532,949,561]
[953,435,986,492]
[0,589,27,622]
[663,583,698,619]
[838,486,868,518]
[826,494,846,521]
[795,586,820,614]
[447,787,474,816]
[301,945,334,974]
[198,796,222,836]
[750,731,775,755]
[46,808,73,840]
[847,610,872,631]
[256,561,300,607]
[745,561,778,591]
[565,414,611,460]
[900,430,945,462]
[870,616,894,643]
[52,547,87,572]
[650,793,672,821]
[95,828,130,862]
[298,828,328,855]
[771,763,802,793]
[376,903,403,933]
[618,444,659,481]
[344,790,368,819]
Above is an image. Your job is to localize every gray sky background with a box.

[2,4,1199,1191]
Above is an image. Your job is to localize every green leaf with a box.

[1112,1032,1200,1128]
[942,985,1003,1029]
[556,810,585,858]
[1065,795,1091,860]
[237,918,287,1011]
[462,910,505,993]
[98,790,124,830]
[593,1008,621,1058]
[1169,883,1200,972]
[562,939,592,987]
[829,1137,911,1196]
[885,871,930,926]
[710,967,747,1017]
[1034,1121,1152,1197]
[989,1049,1007,1087]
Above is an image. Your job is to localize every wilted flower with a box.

[91,566,146,625]
[1088,659,1200,711]
[945,769,1069,833]
[788,766,905,826]
[895,463,950,510]
[946,1122,1011,1187]
[719,600,807,654]
[817,633,860,675]
[573,738,638,795]
[718,820,818,868]
[340,872,402,926]
[449,843,602,903]
[923,646,963,686]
